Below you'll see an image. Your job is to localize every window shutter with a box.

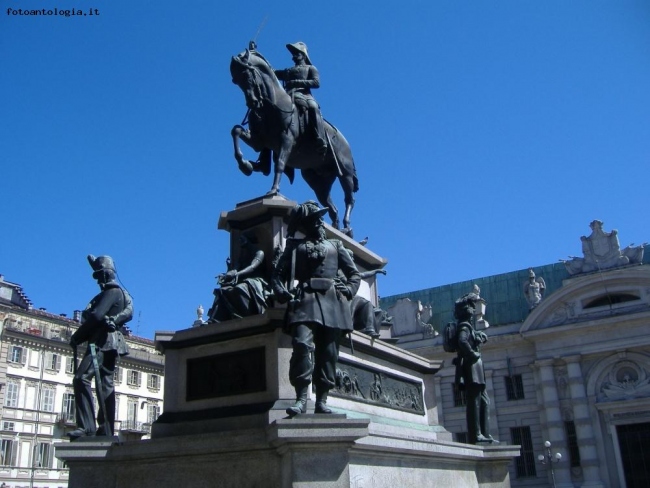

[11,440,18,466]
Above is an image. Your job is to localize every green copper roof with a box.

[380,252,650,329]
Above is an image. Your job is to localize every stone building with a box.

[381,224,649,488]
[0,275,164,488]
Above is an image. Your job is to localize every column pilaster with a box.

[535,359,573,487]
[565,355,604,487]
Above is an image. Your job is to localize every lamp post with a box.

[537,440,562,488]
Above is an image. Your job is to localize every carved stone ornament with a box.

[387,298,435,337]
[555,367,569,399]
[600,360,650,401]
[563,220,645,275]
[333,361,424,415]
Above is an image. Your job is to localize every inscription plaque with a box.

[186,347,266,401]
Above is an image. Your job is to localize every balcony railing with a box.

[4,321,73,343]
[118,420,151,433]
[56,412,76,425]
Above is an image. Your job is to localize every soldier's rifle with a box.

[90,342,112,437]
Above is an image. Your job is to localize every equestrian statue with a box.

[230,41,359,236]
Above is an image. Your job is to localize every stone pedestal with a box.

[56,196,520,487]
[56,309,519,488]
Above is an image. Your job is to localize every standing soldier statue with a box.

[68,255,132,440]
[272,201,361,416]
[453,292,498,444]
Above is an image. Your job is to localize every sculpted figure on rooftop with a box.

[523,268,546,310]
[562,220,645,275]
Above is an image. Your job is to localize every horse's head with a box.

[230,48,289,111]
[230,50,263,109]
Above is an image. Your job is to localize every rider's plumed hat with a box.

[286,42,312,65]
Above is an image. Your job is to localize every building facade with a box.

[381,226,650,488]
[0,276,164,488]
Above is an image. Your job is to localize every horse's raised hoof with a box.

[238,160,253,176]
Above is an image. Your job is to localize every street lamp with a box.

[538,440,562,488]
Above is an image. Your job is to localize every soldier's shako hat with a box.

[296,200,329,222]
[454,292,479,319]
[87,254,116,278]
[287,201,328,237]
[286,42,312,65]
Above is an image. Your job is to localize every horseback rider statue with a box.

[275,42,328,154]
[230,42,359,235]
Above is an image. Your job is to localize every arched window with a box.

[583,293,639,309]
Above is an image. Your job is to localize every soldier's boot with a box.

[479,403,498,443]
[311,109,328,154]
[286,385,308,417]
[315,387,332,414]
[361,326,380,339]
[67,428,94,440]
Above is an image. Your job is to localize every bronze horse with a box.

[230,48,358,236]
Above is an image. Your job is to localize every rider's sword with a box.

[325,129,343,177]
[249,14,269,50]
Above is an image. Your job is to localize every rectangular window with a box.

[510,426,537,478]
[147,404,160,424]
[45,352,61,372]
[147,374,160,390]
[127,370,141,387]
[5,380,20,408]
[114,365,123,384]
[41,388,55,412]
[9,346,26,364]
[0,439,17,466]
[1,422,15,432]
[33,442,52,468]
[127,399,138,422]
[65,356,75,374]
[565,421,581,468]
[505,375,525,400]
[452,383,467,407]
[62,393,76,424]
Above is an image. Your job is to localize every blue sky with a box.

[2,1,648,338]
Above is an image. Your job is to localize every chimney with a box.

[73,310,82,322]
